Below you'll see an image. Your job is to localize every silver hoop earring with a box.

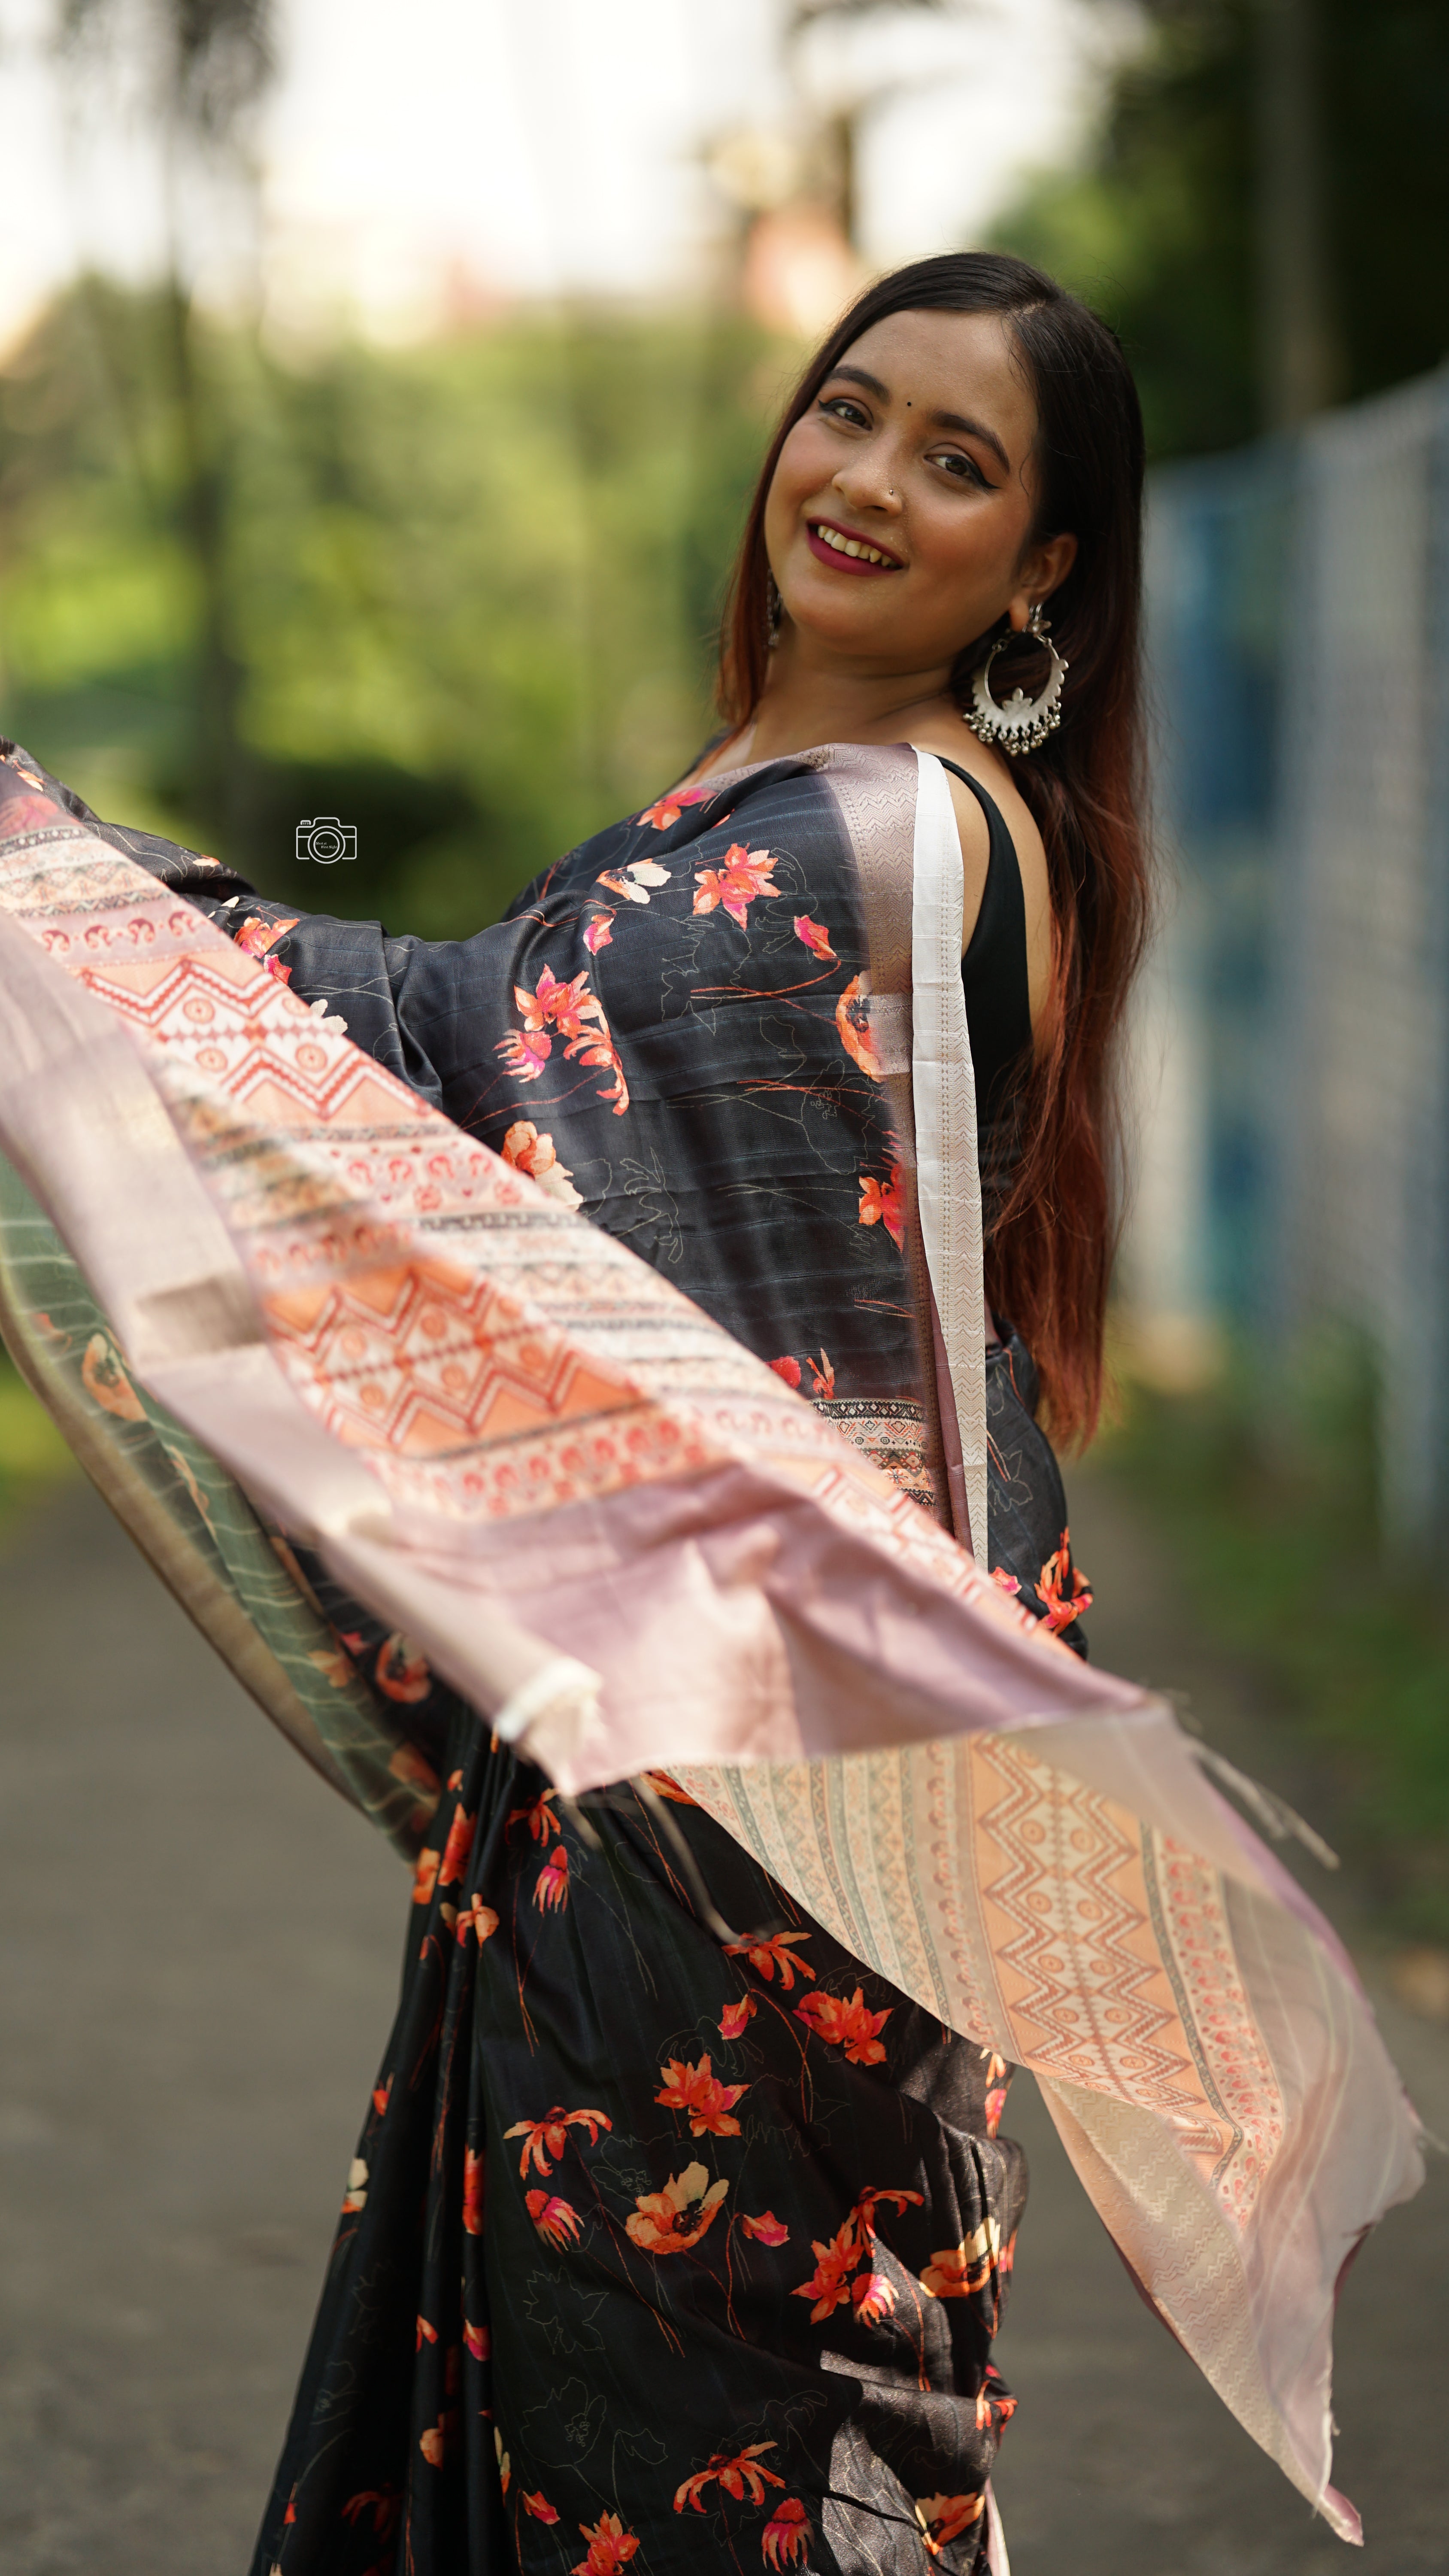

[961,603,1068,756]
[767,574,782,650]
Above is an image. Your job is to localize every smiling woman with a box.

[709,257,1149,1446]
[0,253,1413,2576]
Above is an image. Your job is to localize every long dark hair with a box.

[717,252,1149,1447]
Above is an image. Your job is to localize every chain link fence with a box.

[1121,364,1449,1545]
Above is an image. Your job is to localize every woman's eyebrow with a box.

[932,409,1009,473]
[826,363,891,401]
[824,367,1009,474]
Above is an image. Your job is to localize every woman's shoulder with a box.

[901,723,1052,1027]
[903,720,1041,860]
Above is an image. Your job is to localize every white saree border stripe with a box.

[982,2481,1009,2576]
[909,748,988,1556]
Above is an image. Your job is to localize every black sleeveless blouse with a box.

[939,759,1033,1223]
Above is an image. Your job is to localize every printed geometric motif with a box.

[970,1735,1236,2156]
[1152,1835,1285,2223]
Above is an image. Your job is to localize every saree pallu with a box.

[0,737,1422,2563]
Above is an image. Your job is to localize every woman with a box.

[0,254,1407,2571]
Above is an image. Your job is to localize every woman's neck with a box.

[746,632,957,762]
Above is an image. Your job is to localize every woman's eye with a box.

[932,450,989,489]
[819,397,870,428]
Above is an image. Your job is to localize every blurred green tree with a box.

[991,0,1449,459]
[57,0,276,844]
[0,286,780,930]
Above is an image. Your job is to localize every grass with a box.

[1094,1331,1449,1944]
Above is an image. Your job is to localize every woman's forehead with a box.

[831,307,1037,452]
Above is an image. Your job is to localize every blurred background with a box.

[2,3,1448,2570]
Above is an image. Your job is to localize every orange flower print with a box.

[235,912,300,984]
[526,2190,583,2251]
[341,2155,368,2213]
[371,2075,392,2117]
[596,858,670,903]
[495,2428,511,2494]
[858,1163,905,1249]
[508,1787,561,1843]
[724,1930,815,1989]
[342,2490,400,2542]
[516,963,595,1041]
[762,2498,812,2567]
[741,2208,789,2246]
[794,1987,891,2065]
[81,1331,146,1423]
[637,785,714,830]
[409,1848,440,1914]
[769,1355,802,1388]
[835,974,883,1079]
[503,2105,612,2179]
[718,1995,757,2041]
[523,2492,561,2524]
[306,1643,355,1689]
[693,843,780,928]
[675,2443,784,2512]
[991,1568,1021,1598]
[462,2148,486,2236]
[497,963,629,1114]
[437,1804,476,1888]
[456,1897,499,1946]
[535,1846,570,1911]
[919,2216,1000,2299]
[572,2511,640,2576]
[500,1119,583,1209]
[915,2494,984,2558]
[982,2051,1009,2138]
[1037,1532,1093,1633]
[625,2161,729,2253]
[655,2051,746,2138]
[375,1631,431,1702]
[583,911,613,954]
[642,1771,697,1803]
[851,2271,897,2325]
[975,2366,1016,2432]
[497,1025,552,1082]
[794,915,836,962]
[855,2185,924,2233]
[464,2318,490,2361]
[419,2410,458,2468]
[806,1348,835,1397]
[416,2313,439,2350]
[791,2185,920,2321]
[791,2218,859,2323]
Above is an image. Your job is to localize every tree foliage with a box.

[0,286,780,928]
[992,0,1449,459]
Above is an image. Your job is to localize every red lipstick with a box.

[804,518,904,578]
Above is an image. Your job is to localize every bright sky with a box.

[0,0,1129,352]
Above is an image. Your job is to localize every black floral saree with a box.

[6,738,1088,2576]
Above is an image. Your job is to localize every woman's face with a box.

[764,307,1076,677]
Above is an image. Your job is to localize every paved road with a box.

[0,1475,1444,2576]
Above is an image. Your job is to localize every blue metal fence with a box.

[1125,365,1449,1541]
